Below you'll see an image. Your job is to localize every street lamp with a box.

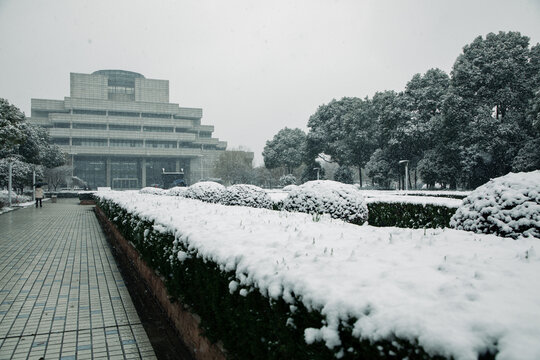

[398,160,409,192]
[313,168,320,181]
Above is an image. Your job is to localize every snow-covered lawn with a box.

[97,190,540,360]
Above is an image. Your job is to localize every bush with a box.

[279,174,297,187]
[96,197,445,360]
[164,186,188,197]
[368,202,456,228]
[221,184,273,209]
[139,187,166,195]
[450,171,540,239]
[282,180,368,225]
[184,181,226,203]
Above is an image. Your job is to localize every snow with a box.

[282,180,369,224]
[221,184,272,209]
[96,190,540,360]
[451,171,540,239]
[183,181,226,203]
[364,194,463,208]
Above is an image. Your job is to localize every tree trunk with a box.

[358,165,363,188]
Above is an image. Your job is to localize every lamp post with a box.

[313,168,320,181]
[398,160,409,192]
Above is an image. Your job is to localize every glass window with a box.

[110,139,143,147]
[73,109,106,116]
[143,126,173,133]
[109,111,139,117]
[142,112,171,119]
[53,122,70,128]
[52,137,70,145]
[145,140,177,148]
[72,123,107,130]
[109,124,141,131]
[73,156,106,189]
[72,138,108,146]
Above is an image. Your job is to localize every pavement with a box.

[0,199,157,360]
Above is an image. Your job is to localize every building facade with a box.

[29,70,232,189]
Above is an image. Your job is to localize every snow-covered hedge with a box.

[164,186,188,197]
[367,202,457,228]
[95,191,540,360]
[282,180,368,225]
[139,187,166,195]
[450,171,540,239]
[183,181,226,203]
[221,184,273,209]
[0,191,31,208]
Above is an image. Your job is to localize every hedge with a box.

[95,197,459,360]
[367,202,457,229]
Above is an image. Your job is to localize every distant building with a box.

[28,70,241,189]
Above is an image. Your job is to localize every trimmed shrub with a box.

[96,197,447,360]
[139,187,166,195]
[184,181,226,203]
[368,202,456,228]
[279,174,297,187]
[282,180,368,225]
[221,184,273,209]
[450,171,540,239]
[164,186,188,197]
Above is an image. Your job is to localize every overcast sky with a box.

[1,0,539,165]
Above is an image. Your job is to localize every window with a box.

[143,126,173,133]
[53,122,70,128]
[72,138,108,147]
[109,124,140,131]
[142,112,171,119]
[199,131,212,138]
[145,140,177,148]
[52,137,70,145]
[73,109,106,116]
[109,111,139,117]
[72,123,107,130]
[110,139,143,147]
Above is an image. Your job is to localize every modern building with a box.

[28,70,241,189]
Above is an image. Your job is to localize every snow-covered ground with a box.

[97,190,540,360]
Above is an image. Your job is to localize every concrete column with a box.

[175,160,180,172]
[106,158,111,187]
[142,158,147,188]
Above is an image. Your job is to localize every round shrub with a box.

[139,187,166,195]
[221,184,273,209]
[282,180,369,225]
[279,174,297,187]
[164,186,188,197]
[184,181,226,203]
[450,171,540,239]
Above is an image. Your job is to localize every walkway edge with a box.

[94,205,226,360]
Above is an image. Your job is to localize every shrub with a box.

[96,197,446,360]
[450,171,540,239]
[368,202,456,228]
[221,184,273,209]
[279,174,297,187]
[184,181,226,203]
[164,186,188,197]
[139,187,166,195]
[282,180,368,225]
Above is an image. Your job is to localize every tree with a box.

[213,150,254,185]
[263,128,306,174]
[306,97,377,187]
[365,149,392,188]
[45,165,72,191]
[443,31,538,187]
[334,166,353,184]
[0,98,26,156]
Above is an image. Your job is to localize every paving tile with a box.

[0,199,156,358]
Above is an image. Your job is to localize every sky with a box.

[1,0,539,165]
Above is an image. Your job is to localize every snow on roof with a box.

[97,190,540,360]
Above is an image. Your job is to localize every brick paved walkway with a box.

[0,199,156,359]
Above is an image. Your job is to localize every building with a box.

[28,70,239,189]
